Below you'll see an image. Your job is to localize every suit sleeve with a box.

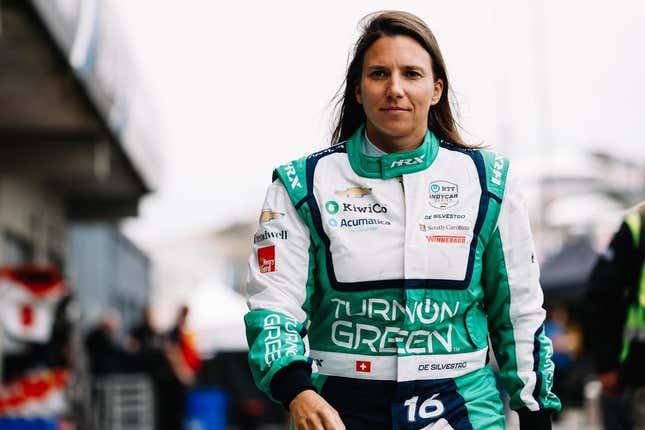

[584,221,633,373]
[482,165,561,426]
[244,179,315,406]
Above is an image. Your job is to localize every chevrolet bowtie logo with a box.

[335,187,372,198]
[259,210,285,223]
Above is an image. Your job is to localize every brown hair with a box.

[331,11,474,148]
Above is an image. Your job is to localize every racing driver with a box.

[245,10,560,430]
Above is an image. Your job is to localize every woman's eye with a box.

[406,70,422,78]
[369,70,386,78]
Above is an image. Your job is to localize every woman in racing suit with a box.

[245,11,560,430]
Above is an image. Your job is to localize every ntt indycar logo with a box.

[429,181,459,209]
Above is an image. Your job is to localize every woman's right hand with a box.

[289,390,346,430]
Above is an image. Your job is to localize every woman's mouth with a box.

[380,107,410,111]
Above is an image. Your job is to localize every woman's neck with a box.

[364,122,425,153]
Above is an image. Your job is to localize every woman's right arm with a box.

[245,180,344,429]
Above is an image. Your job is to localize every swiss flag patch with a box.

[258,245,276,273]
[355,360,371,373]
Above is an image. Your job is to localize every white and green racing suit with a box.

[245,125,561,429]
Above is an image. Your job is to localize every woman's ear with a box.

[431,79,444,105]
[355,85,363,104]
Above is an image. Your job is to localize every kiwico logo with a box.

[325,201,340,215]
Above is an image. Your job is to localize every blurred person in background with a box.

[84,309,127,375]
[585,207,645,429]
[155,304,202,430]
[244,10,559,429]
[544,303,582,410]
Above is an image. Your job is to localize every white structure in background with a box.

[135,228,253,357]
[187,283,248,357]
[140,228,238,330]
[513,149,644,259]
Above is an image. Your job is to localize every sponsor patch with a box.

[327,218,391,232]
[258,245,276,273]
[335,187,372,198]
[424,213,466,220]
[419,224,470,233]
[254,230,288,244]
[429,181,459,209]
[325,200,340,214]
[491,154,505,186]
[284,162,301,189]
[355,360,371,373]
[426,235,466,244]
[342,202,387,214]
[259,210,284,223]
[390,154,425,168]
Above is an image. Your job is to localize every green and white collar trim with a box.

[347,124,440,179]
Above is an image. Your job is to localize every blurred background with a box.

[0,0,643,429]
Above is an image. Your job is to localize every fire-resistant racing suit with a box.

[245,125,561,429]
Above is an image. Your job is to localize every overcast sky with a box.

[115,1,645,247]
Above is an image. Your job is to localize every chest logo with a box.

[335,187,372,198]
[429,181,459,209]
[390,154,425,168]
[259,210,284,223]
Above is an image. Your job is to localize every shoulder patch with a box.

[273,156,308,206]
[479,150,510,202]
[273,144,347,207]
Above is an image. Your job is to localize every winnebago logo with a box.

[429,181,459,209]
[335,187,372,198]
[390,154,425,168]
[259,210,284,223]
[426,235,466,244]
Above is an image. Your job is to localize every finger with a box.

[293,414,325,430]
[320,408,345,430]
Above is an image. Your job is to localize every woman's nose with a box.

[386,74,404,98]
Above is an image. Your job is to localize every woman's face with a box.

[356,35,443,149]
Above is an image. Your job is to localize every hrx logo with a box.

[390,154,425,168]
[355,360,371,372]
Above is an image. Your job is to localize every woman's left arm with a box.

[481,164,561,429]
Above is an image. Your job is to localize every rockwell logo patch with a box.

[429,181,459,209]
[258,245,276,273]
[254,230,288,244]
